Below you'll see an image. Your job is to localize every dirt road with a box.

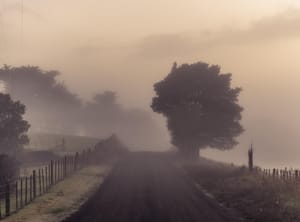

[64,153,242,222]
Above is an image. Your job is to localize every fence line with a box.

[0,148,93,219]
[257,167,300,182]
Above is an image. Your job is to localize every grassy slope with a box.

[184,158,300,222]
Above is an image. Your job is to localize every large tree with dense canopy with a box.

[151,62,243,159]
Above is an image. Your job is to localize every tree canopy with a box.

[0,65,169,149]
[0,65,82,133]
[151,62,243,158]
[0,93,30,154]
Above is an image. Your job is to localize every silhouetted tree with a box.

[152,62,243,159]
[82,91,122,136]
[0,93,30,154]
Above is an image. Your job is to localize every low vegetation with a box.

[184,159,300,222]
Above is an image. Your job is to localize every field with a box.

[183,158,300,222]
[26,133,100,153]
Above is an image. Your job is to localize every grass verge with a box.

[1,165,110,222]
[183,159,300,222]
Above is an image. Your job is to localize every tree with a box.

[0,93,30,154]
[82,91,166,149]
[151,62,243,159]
[0,65,82,134]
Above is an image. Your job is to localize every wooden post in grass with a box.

[25,177,28,204]
[53,161,56,184]
[45,167,48,191]
[57,159,60,181]
[64,156,67,178]
[50,160,54,186]
[33,170,36,199]
[55,160,58,183]
[70,156,72,173]
[61,159,63,179]
[248,143,254,172]
[5,182,10,216]
[71,155,73,172]
[42,169,45,193]
[20,178,23,208]
[30,175,32,202]
[74,152,79,171]
[0,195,2,219]
[59,159,61,180]
[38,169,41,195]
[15,181,18,211]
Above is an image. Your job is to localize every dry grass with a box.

[1,165,110,222]
[184,160,300,222]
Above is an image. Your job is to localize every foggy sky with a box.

[1,0,300,167]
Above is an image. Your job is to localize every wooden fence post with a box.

[45,166,48,191]
[75,152,78,171]
[54,160,57,184]
[38,169,41,195]
[64,156,67,178]
[61,159,63,179]
[66,157,68,175]
[20,178,23,208]
[50,160,54,186]
[58,160,61,181]
[42,169,45,193]
[0,197,2,219]
[15,181,18,211]
[25,177,28,205]
[70,156,73,173]
[58,160,60,181]
[55,160,57,183]
[33,170,36,199]
[5,182,10,216]
[30,175,32,202]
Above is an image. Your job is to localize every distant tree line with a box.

[0,65,165,151]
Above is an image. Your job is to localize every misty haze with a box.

[0,1,300,222]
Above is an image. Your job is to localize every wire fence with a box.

[0,148,93,219]
[260,168,300,181]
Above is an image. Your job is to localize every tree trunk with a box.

[179,148,199,161]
